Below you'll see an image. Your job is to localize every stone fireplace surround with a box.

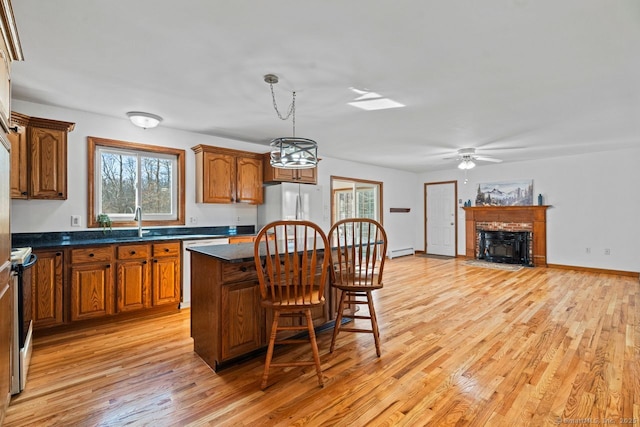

[463,206,549,267]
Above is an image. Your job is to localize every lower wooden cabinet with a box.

[116,243,150,313]
[31,241,182,332]
[32,249,64,329]
[151,242,181,306]
[221,279,263,360]
[70,246,114,321]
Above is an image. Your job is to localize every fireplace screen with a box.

[478,230,531,265]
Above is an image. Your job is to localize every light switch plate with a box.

[71,215,81,227]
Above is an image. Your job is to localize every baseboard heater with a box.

[388,247,414,259]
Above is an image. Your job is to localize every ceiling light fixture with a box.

[265,74,318,169]
[458,156,476,170]
[126,111,163,129]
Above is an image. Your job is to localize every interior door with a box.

[425,182,456,256]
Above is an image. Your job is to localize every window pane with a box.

[100,152,137,214]
[140,156,173,215]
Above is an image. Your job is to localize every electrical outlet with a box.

[604,248,611,255]
[71,215,81,227]
[585,247,591,254]
[237,216,241,223]
[189,216,198,225]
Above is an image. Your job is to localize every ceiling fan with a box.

[444,147,503,170]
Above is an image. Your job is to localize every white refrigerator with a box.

[257,183,324,229]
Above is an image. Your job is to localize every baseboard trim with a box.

[547,263,639,278]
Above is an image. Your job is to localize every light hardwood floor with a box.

[4,256,639,426]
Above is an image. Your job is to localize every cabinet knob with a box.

[142,260,147,265]
[56,252,62,256]
[105,264,110,268]
[153,259,158,263]
[164,248,170,252]
[58,192,63,196]
[130,251,136,255]
[240,266,247,272]
[89,253,95,257]
[21,191,28,196]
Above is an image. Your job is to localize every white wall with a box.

[10,100,420,257]
[417,147,640,273]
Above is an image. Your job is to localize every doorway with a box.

[331,176,383,224]
[424,181,457,256]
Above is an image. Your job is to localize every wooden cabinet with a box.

[192,145,263,204]
[116,244,150,313]
[31,249,64,329]
[70,246,114,321]
[7,120,26,198]
[262,152,317,184]
[31,240,181,332]
[9,112,75,200]
[151,242,181,306]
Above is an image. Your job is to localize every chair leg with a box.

[330,289,346,353]
[305,309,324,387]
[366,291,381,357]
[261,311,280,389]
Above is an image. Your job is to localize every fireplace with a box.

[478,230,532,265]
[463,206,549,267]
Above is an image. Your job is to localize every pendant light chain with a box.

[269,83,296,137]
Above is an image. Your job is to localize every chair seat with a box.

[261,295,325,310]
[332,280,383,291]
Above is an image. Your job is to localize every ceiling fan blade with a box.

[475,156,503,163]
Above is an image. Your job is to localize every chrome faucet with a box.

[134,206,143,237]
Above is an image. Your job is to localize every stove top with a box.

[11,247,32,265]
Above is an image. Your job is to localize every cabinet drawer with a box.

[117,244,150,260]
[152,242,180,257]
[71,246,113,264]
[222,261,258,284]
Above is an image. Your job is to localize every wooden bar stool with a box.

[328,218,388,356]
[253,220,331,389]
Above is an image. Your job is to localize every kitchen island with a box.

[188,242,334,371]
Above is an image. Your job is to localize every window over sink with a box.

[87,137,186,228]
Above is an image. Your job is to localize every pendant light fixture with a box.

[265,74,318,169]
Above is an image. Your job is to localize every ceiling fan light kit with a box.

[264,74,318,169]
[449,147,503,170]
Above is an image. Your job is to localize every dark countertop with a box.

[12,225,256,249]
[188,242,256,263]
[187,239,333,264]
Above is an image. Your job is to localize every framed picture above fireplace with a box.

[475,179,533,206]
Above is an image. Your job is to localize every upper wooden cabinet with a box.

[0,1,22,135]
[9,112,75,200]
[262,152,317,184]
[192,145,263,204]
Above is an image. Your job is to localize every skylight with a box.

[347,87,405,111]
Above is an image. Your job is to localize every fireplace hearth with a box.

[478,230,532,266]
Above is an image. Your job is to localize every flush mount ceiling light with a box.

[265,74,318,169]
[126,111,163,129]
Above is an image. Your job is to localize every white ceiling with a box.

[10,0,640,173]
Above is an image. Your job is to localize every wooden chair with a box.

[253,220,331,389]
[328,218,388,356]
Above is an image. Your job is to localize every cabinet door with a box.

[0,41,10,133]
[70,263,114,321]
[202,151,235,203]
[151,256,180,306]
[296,167,317,184]
[236,157,263,204]
[8,125,27,199]
[116,260,150,312]
[32,250,64,329]
[221,280,264,360]
[29,127,67,199]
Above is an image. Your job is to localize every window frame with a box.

[330,176,383,224]
[87,136,186,229]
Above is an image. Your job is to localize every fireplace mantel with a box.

[463,206,550,266]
